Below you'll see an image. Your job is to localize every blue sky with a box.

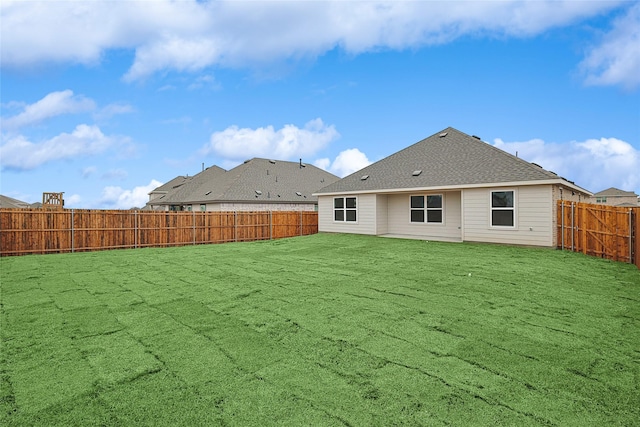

[1,0,639,209]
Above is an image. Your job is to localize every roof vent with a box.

[361,175,369,180]
[472,135,481,140]
[205,191,212,195]
[255,190,262,195]
[439,132,448,137]
[296,192,302,196]
[531,162,543,168]
[412,170,422,176]
[244,159,251,163]
[269,159,276,164]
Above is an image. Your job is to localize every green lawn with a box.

[1,233,639,426]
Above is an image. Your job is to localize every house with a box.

[589,187,639,207]
[147,158,339,212]
[314,127,591,247]
[0,195,40,209]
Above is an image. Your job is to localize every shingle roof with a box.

[151,159,339,206]
[316,127,586,194]
[592,187,638,197]
[149,175,192,194]
[0,194,33,208]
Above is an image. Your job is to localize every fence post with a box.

[234,211,237,242]
[571,203,575,251]
[193,210,196,246]
[71,209,75,253]
[269,211,273,240]
[561,202,565,250]
[300,210,303,236]
[134,210,138,249]
[629,209,633,264]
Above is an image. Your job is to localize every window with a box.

[410,194,443,223]
[200,204,206,211]
[491,190,515,227]
[334,197,357,222]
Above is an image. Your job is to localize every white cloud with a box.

[101,168,128,180]
[81,166,98,179]
[65,194,82,207]
[580,3,640,90]
[1,1,629,85]
[1,90,95,130]
[0,124,128,170]
[493,136,640,194]
[94,103,135,120]
[100,179,163,209]
[315,148,371,178]
[203,118,339,161]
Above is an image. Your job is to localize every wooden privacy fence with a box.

[0,209,318,256]
[557,201,639,268]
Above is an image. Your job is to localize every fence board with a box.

[557,201,638,268]
[0,209,318,256]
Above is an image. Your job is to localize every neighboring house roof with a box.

[0,194,34,208]
[592,187,638,197]
[149,158,339,206]
[315,127,590,195]
[149,175,193,195]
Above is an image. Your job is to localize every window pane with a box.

[411,196,424,209]
[411,210,425,223]
[492,210,514,226]
[335,210,344,221]
[427,195,442,208]
[427,210,442,223]
[346,197,357,209]
[492,191,514,208]
[346,210,357,221]
[334,198,344,208]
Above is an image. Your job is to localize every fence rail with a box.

[0,209,318,256]
[557,201,639,268]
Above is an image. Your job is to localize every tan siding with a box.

[386,192,462,240]
[376,195,389,235]
[463,185,554,246]
[318,194,377,235]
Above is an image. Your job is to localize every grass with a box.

[1,233,639,426]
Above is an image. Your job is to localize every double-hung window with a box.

[334,197,357,222]
[410,194,443,223]
[491,190,515,227]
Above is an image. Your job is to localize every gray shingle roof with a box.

[316,127,583,194]
[593,187,638,197]
[0,194,34,208]
[151,159,339,206]
[149,175,192,194]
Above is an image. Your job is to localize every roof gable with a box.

[593,187,638,197]
[316,127,583,194]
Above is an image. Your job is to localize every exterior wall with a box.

[463,185,554,247]
[375,195,389,235]
[317,194,377,235]
[386,191,462,240]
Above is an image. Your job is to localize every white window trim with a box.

[489,189,517,229]
[409,193,445,225]
[333,196,358,223]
